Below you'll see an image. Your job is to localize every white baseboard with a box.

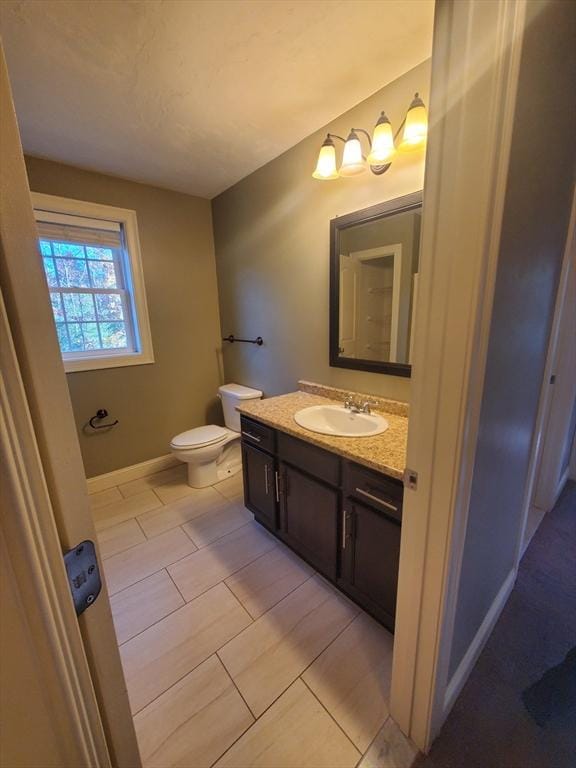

[87,454,179,494]
[443,568,516,717]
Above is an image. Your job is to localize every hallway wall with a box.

[449,0,576,677]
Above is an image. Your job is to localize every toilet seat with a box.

[170,424,230,450]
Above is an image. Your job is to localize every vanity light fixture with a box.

[312,92,428,180]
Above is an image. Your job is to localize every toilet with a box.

[170,383,262,488]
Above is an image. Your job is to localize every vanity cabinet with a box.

[339,500,401,628]
[241,442,278,531]
[240,414,403,631]
[339,462,403,628]
[276,431,340,579]
[278,463,339,580]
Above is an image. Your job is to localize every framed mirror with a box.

[329,191,422,377]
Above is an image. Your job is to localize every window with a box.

[32,193,154,372]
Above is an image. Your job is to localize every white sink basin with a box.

[294,405,388,438]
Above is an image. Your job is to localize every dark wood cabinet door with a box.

[279,462,338,580]
[242,443,277,530]
[340,499,401,631]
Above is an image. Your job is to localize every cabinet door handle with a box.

[355,487,398,513]
[242,430,261,443]
[264,463,269,495]
[275,471,280,503]
[342,510,348,549]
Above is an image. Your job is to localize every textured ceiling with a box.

[0,0,434,198]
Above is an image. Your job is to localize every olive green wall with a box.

[25,156,223,478]
[212,60,430,402]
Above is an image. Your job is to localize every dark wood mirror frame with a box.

[329,190,423,377]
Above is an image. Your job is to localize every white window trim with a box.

[31,192,154,373]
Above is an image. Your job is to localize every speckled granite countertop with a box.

[237,387,408,481]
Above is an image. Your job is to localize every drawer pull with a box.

[275,470,281,503]
[342,510,348,549]
[242,430,261,443]
[355,487,398,513]
[264,463,270,495]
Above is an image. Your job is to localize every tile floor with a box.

[91,464,417,768]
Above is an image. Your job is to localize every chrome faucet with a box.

[344,396,377,414]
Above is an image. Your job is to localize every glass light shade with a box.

[312,137,339,180]
[367,113,396,165]
[339,131,367,176]
[398,93,428,152]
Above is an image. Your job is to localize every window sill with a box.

[64,352,155,373]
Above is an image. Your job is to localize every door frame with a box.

[389,0,527,750]
[351,244,403,362]
[1,286,111,767]
[0,46,140,767]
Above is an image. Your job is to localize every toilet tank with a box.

[218,383,262,432]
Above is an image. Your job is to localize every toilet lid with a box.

[171,425,229,449]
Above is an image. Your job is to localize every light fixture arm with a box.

[393,118,406,141]
[326,133,347,144]
[351,128,372,148]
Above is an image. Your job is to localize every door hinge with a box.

[63,540,102,616]
[403,468,418,491]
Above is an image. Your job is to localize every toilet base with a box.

[186,440,242,488]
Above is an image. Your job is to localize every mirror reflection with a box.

[330,193,422,376]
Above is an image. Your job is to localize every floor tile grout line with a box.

[178,507,252,550]
[132,494,242,540]
[115,468,188,501]
[119,578,254,659]
[106,519,272,600]
[166,528,278,602]
[214,579,361,725]
[149,487,166,505]
[165,562,189,604]
[112,540,318,650]
[300,676,363,759]
[94,503,164,533]
[208,668,363,768]
[101,535,148,563]
[225,564,316,621]
[218,581,255,625]
[355,715,392,768]
[179,522,201,548]
[152,483,236,508]
[133,515,149,540]
[106,543,199,599]
[293,606,361,687]
[88,464,185,498]
[127,595,255,717]
[217,649,257,721]
[116,571,187,647]
[91,486,165,512]
[207,663,258,768]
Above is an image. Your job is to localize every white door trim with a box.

[351,244,403,362]
[0,45,141,766]
[1,288,110,767]
[389,0,527,750]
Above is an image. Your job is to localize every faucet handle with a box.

[362,400,377,414]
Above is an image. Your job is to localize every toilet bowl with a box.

[170,383,262,488]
